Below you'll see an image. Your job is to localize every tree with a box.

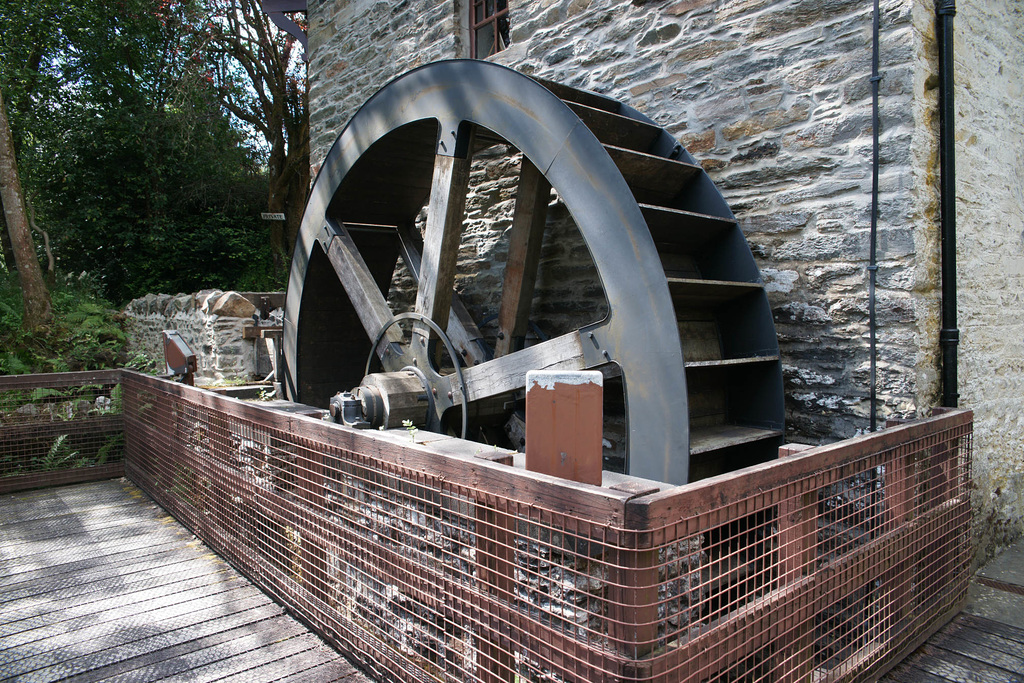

[0,0,282,303]
[0,0,73,279]
[0,88,51,329]
[194,0,309,272]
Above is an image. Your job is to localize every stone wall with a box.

[954,1,1024,558]
[305,0,1024,555]
[124,291,282,383]
[307,0,467,174]
[498,0,943,443]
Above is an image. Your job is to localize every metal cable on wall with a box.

[868,0,882,431]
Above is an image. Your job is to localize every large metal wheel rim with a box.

[284,59,690,482]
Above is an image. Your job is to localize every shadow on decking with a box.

[0,479,371,683]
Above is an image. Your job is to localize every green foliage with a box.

[0,271,129,374]
[124,352,159,374]
[38,434,82,471]
[29,387,62,401]
[1,0,285,302]
[94,433,124,465]
[402,418,419,442]
[109,383,123,413]
[31,431,121,472]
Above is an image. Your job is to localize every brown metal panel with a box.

[0,462,124,494]
[0,369,122,390]
[525,371,604,486]
[634,410,974,528]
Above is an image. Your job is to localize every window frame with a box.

[469,0,510,59]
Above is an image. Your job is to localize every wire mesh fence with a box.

[119,370,972,683]
[0,370,124,493]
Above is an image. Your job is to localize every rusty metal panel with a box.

[0,370,124,494]
[115,370,971,683]
[525,370,604,486]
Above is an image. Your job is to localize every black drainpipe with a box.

[872,0,880,432]
[936,0,959,407]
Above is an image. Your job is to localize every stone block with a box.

[208,292,256,319]
[638,22,681,47]
[721,100,813,141]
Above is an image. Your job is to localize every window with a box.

[471,0,510,59]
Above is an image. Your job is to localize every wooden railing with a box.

[0,370,124,494]
[57,369,975,682]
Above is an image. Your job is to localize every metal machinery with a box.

[282,60,783,485]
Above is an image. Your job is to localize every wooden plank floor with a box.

[0,480,374,683]
[882,543,1024,683]
[5,480,1020,683]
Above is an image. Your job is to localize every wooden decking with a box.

[882,543,1024,683]
[0,480,372,683]
[3,477,1022,683]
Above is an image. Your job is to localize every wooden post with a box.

[776,444,817,683]
[524,370,603,486]
[300,446,330,609]
[495,158,550,357]
[609,535,659,677]
[884,443,915,656]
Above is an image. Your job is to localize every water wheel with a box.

[282,60,783,485]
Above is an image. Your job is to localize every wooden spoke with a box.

[414,130,475,344]
[397,223,490,367]
[451,331,587,404]
[495,157,550,357]
[323,223,403,350]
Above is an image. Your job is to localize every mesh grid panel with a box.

[114,371,972,682]
[0,371,124,493]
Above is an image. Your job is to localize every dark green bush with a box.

[0,272,129,374]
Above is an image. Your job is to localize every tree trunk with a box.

[266,133,287,273]
[0,213,16,273]
[26,196,56,287]
[0,89,52,330]
[284,165,307,256]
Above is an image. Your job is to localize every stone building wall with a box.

[307,0,467,173]
[304,0,1024,556]
[497,0,942,444]
[124,291,281,383]
[953,1,1024,556]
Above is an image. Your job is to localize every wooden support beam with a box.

[414,134,474,346]
[323,224,403,349]
[454,331,586,404]
[496,158,550,357]
[397,223,490,367]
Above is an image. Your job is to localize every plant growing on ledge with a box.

[402,419,419,443]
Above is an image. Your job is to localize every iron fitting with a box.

[330,391,371,428]
[355,385,385,427]
[939,328,960,344]
[936,0,956,16]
